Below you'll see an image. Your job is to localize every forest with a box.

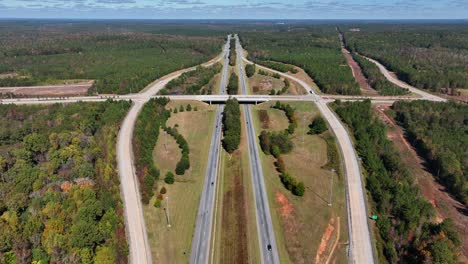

[352,54,409,95]
[160,64,222,95]
[133,98,171,204]
[342,24,468,94]
[0,101,130,263]
[222,98,241,153]
[333,100,460,263]
[240,27,361,95]
[0,21,224,94]
[392,101,467,205]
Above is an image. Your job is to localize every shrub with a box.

[186,104,192,111]
[175,155,190,175]
[160,187,167,194]
[308,116,328,134]
[194,106,198,111]
[164,171,175,184]
[179,105,184,112]
[245,64,256,77]
[154,199,162,208]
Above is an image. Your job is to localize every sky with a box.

[0,0,467,19]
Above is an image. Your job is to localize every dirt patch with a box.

[275,192,304,263]
[374,104,468,260]
[341,48,378,96]
[258,110,270,129]
[0,81,93,97]
[220,149,249,264]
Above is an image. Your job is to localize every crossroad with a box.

[0,33,448,264]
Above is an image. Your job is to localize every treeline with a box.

[342,24,468,93]
[222,98,241,153]
[227,72,239,95]
[0,23,223,94]
[0,101,130,263]
[229,37,236,66]
[393,101,467,205]
[333,100,460,263]
[163,126,190,175]
[352,54,409,95]
[161,64,222,95]
[133,97,171,204]
[241,30,361,95]
[259,102,304,196]
[256,60,298,74]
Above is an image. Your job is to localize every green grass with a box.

[144,101,215,263]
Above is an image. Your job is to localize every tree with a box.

[245,64,256,77]
[175,155,190,175]
[94,246,116,264]
[179,105,185,112]
[222,98,241,153]
[186,104,192,111]
[227,73,239,95]
[293,182,305,196]
[164,171,175,184]
[308,116,327,134]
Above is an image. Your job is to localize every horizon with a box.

[0,0,467,20]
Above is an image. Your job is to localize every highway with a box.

[0,33,449,264]
[190,34,231,264]
[236,34,280,264]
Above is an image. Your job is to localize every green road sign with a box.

[371,215,378,220]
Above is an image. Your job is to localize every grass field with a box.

[252,101,349,264]
[144,100,216,263]
[212,109,260,264]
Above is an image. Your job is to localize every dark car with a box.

[267,244,272,251]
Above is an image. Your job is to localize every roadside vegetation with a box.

[241,28,360,95]
[333,100,461,263]
[392,101,467,205]
[228,37,236,66]
[160,64,222,95]
[0,21,223,94]
[0,101,130,263]
[245,63,256,77]
[146,101,216,263]
[133,97,171,204]
[227,72,239,95]
[222,98,241,153]
[342,24,468,95]
[259,102,304,196]
[352,54,409,95]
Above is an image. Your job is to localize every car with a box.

[267,244,272,251]
[309,90,313,94]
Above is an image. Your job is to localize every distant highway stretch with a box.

[236,34,281,264]
[190,34,231,264]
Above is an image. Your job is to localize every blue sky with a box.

[0,0,467,19]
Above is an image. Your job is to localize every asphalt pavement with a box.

[236,34,280,264]
[189,35,231,264]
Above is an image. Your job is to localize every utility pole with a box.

[166,196,171,227]
[328,169,335,207]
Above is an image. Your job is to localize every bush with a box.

[272,73,281,79]
[164,171,175,184]
[179,105,184,112]
[160,187,167,194]
[154,199,162,208]
[175,155,190,175]
[245,64,256,77]
[194,106,198,111]
[186,104,192,111]
[308,116,328,134]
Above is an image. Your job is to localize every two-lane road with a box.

[190,34,231,264]
[236,34,280,264]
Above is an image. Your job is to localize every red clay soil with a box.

[315,218,337,264]
[374,105,468,260]
[0,81,93,97]
[341,49,378,96]
[220,150,249,264]
[275,192,304,263]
